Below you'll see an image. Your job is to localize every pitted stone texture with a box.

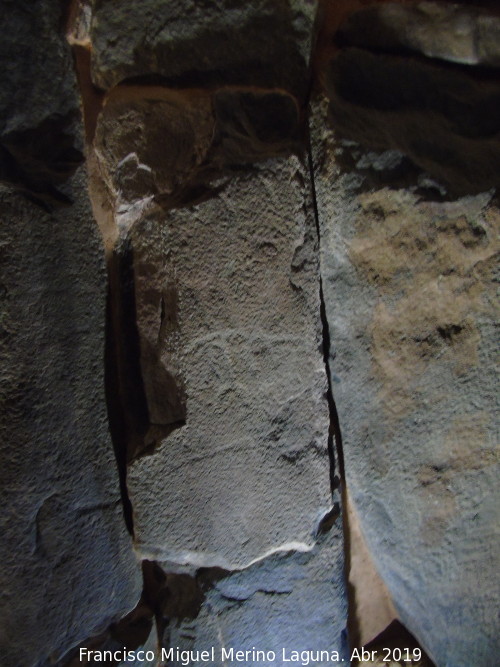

[90,0,316,97]
[311,99,500,666]
[126,156,332,569]
[162,529,348,665]
[337,2,500,67]
[0,176,141,666]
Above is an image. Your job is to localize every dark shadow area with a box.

[353,620,436,667]
[104,240,150,533]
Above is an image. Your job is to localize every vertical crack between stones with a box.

[305,118,355,649]
[305,123,345,489]
[104,249,139,536]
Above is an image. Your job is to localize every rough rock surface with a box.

[0,2,140,665]
[0,1,84,206]
[0,175,141,666]
[311,98,500,666]
[0,2,77,139]
[54,596,157,666]
[125,155,334,569]
[336,2,500,67]
[94,87,214,211]
[90,0,315,97]
[94,85,300,214]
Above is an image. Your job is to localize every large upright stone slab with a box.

[0,2,140,664]
[126,155,333,569]
[0,174,141,666]
[311,98,499,666]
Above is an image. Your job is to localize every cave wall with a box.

[0,1,498,666]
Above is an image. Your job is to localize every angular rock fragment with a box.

[311,98,500,667]
[94,87,215,209]
[126,155,333,569]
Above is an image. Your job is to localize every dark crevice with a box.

[317,501,341,536]
[98,56,309,100]
[104,268,134,536]
[104,237,189,534]
[143,561,211,649]
[305,122,345,490]
[355,620,436,667]
[104,242,151,535]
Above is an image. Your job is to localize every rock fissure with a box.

[306,123,346,490]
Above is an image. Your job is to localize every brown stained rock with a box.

[90,0,315,98]
[350,189,498,421]
[66,0,92,49]
[71,43,105,146]
[323,47,500,194]
[310,97,500,666]
[94,87,215,208]
[417,413,499,546]
[345,490,397,649]
[93,85,302,214]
